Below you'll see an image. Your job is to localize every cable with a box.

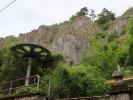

[0,0,16,13]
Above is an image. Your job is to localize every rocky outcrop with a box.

[1,7,133,65]
[108,7,133,34]
[122,7,133,18]
[108,17,128,34]
[18,16,96,64]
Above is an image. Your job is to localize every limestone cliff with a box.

[108,7,133,34]
[1,7,133,65]
[17,16,97,64]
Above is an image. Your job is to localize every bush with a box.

[127,17,133,36]
[15,86,37,94]
[107,32,119,42]
[95,31,106,39]
[53,65,109,98]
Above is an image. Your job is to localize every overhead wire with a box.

[0,0,16,13]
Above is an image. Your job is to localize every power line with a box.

[0,0,16,13]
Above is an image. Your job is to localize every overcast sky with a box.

[0,0,133,37]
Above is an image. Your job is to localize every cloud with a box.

[0,0,133,37]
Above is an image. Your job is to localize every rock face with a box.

[108,17,128,34]
[1,8,133,65]
[18,16,96,64]
[122,7,133,18]
[108,7,133,34]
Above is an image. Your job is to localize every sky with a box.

[0,0,133,38]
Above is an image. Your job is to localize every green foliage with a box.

[128,39,133,65]
[0,36,20,81]
[76,7,88,16]
[69,7,88,21]
[81,30,132,79]
[120,66,133,77]
[95,31,106,39]
[107,32,119,42]
[81,49,117,79]
[100,23,109,31]
[69,15,77,22]
[15,86,37,94]
[89,9,96,21]
[39,51,64,71]
[126,17,133,66]
[52,65,109,98]
[1,10,133,99]
[67,66,109,96]
[96,8,115,30]
[120,28,126,35]
[0,36,64,91]
[0,36,66,98]
[127,17,133,36]
[96,8,115,25]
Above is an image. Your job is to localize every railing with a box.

[0,75,40,95]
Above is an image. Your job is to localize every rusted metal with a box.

[11,43,51,86]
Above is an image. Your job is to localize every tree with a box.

[69,7,88,21]
[0,37,27,82]
[96,8,115,25]
[81,33,121,79]
[76,7,88,16]
[53,65,109,98]
[89,9,96,21]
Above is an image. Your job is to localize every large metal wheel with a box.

[11,43,51,86]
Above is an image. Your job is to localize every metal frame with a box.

[0,75,40,95]
[11,43,51,86]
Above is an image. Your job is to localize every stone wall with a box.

[0,93,48,100]
[110,94,130,100]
